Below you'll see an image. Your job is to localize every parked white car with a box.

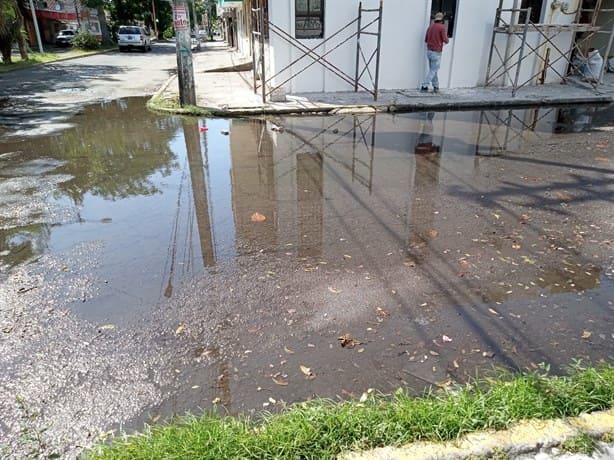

[118,26,152,52]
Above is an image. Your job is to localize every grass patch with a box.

[561,433,597,454]
[0,46,114,73]
[87,362,614,460]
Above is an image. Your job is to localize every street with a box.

[0,42,178,136]
[0,51,613,459]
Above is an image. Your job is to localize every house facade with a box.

[26,0,102,46]
[223,0,614,95]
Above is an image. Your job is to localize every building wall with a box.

[267,0,581,93]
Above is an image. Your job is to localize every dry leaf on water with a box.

[300,365,315,379]
[251,212,266,222]
[338,334,362,349]
[582,330,592,339]
[272,376,288,386]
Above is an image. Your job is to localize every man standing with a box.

[421,12,449,93]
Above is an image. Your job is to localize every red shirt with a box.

[425,22,448,52]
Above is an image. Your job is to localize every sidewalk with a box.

[152,40,614,117]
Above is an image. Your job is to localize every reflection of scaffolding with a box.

[251,2,383,102]
[485,0,614,96]
[475,107,556,156]
[275,115,378,193]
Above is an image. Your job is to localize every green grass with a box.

[0,46,114,73]
[87,362,614,460]
[561,433,598,454]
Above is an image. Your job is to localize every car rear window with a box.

[119,27,141,35]
[60,30,74,35]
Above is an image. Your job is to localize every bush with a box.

[72,31,100,50]
[162,26,174,40]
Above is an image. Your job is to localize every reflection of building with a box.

[229,119,278,254]
[297,152,323,257]
[25,0,102,45]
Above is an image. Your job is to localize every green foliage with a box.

[71,31,100,50]
[162,25,174,40]
[561,433,597,454]
[88,363,614,460]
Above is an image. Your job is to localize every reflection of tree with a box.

[46,99,180,205]
[0,98,180,270]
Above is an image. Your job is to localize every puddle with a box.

[0,99,612,456]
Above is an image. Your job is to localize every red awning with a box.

[35,9,77,21]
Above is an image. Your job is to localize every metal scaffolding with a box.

[485,0,614,96]
[251,1,383,103]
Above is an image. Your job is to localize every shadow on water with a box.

[1,100,612,432]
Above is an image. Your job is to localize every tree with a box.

[81,0,113,44]
[0,0,27,63]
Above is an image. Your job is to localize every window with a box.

[430,0,457,38]
[520,0,544,24]
[295,0,324,39]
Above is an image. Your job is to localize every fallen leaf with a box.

[375,307,390,317]
[453,360,460,369]
[251,212,266,222]
[212,397,221,404]
[338,334,361,349]
[595,156,608,162]
[100,324,115,330]
[359,392,369,403]
[442,335,452,343]
[482,351,495,358]
[343,254,352,259]
[269,397,277,404]
[429,350,440,356]
[300,365,315,379]
[488,308,499,315]
[512,243,521,250]
[284,346,295,354]
[555,191,572,202]
[175,324,186,335]
[272,376,288,386]
[582,330,592,339]
[328,286,341,294]
[428,229,439,238]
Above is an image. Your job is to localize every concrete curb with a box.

[340,407,614,460]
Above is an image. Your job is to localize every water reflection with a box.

[0,98,180,274]
[1,103,611,317]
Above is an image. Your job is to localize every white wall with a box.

[267,0,579,93]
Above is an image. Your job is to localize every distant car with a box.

[190,34,200,51]
[118,26,152,52]
[55,30,75,47]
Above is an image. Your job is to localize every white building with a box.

[221,0,614,95]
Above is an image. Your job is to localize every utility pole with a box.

[152,0,159,38]
[172,0,196,105]
[28,0,44,53]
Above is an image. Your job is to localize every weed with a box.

[561,433,597,454]
[601,431,614,443]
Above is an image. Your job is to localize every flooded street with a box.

[0,100,613,458]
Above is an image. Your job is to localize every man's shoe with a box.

[433,87,440,93]
[420,86,428,92]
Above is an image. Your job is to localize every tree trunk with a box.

[97,6,112,45]
[13,0,27,59]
